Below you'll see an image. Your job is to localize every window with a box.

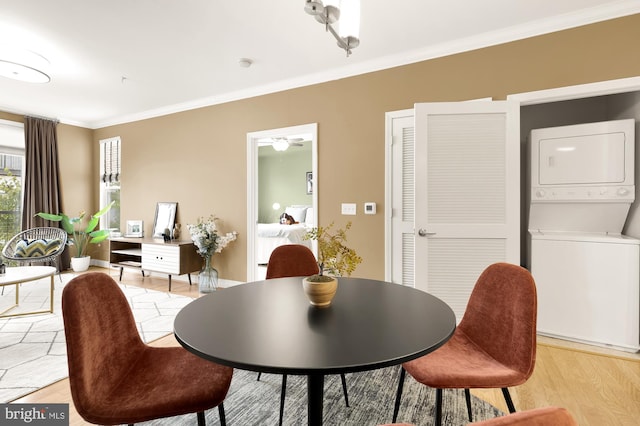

[0,120,24,249]
[100,137,121,234]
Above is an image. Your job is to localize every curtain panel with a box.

[22,116,68,269]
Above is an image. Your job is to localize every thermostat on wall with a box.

[364,202,376,215]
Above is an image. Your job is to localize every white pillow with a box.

[285,206,307,223]
[304,207,314,226]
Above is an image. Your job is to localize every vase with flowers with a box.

[303,221,362,306]
[187,215,238,293]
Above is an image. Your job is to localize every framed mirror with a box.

[153,202,178,238]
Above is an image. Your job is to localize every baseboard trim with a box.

[538,335,640,362]
[91,260,243,288]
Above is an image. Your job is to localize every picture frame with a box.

[125,220,144,238]
[306,171,313,195]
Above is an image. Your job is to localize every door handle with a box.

[418,229,436,237]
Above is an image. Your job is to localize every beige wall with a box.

[4,14,640,281]
[56,124,101,257]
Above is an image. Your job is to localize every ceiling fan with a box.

[258,137,307,151]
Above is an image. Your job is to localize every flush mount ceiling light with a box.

[305,0,360,56]
[0,46,50,83]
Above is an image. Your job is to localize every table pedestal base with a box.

[308,374,325,426]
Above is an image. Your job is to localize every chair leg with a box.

[501,387,516,413]
[53,260,63,282]
[340,373,350,407]
[218,403,226,426]
[464,388,473,422]
[257,372,262,381]
[279,374,287,426]
[392,366,406,423]
[197,410,205,426]
[435,388,443,426]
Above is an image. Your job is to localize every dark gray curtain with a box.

[22,116,68,269]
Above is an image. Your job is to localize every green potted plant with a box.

[36,201,114,272]
[303,221,362,306]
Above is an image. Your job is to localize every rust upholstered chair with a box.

[392,262,537,426]
[264,243,321,279]
[469,406,578,425]
[261,244,349,426]
[379,406,577,426]
[62,272,233,425]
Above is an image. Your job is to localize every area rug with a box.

[0,272,194,403]
[143,367,503,426]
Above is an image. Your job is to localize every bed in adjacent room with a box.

[257,205,314,265]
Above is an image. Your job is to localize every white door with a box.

[387,110,416,287]
[413,101,520,320]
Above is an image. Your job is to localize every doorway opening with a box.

[246,123,318,281]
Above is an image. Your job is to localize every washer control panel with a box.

[531,185,635,202]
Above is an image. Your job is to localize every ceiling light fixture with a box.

[0,46,50,83]
[305,0,360,57]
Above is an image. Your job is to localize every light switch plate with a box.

[341,203,356,215]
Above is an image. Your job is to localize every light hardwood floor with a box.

[13,267,640,425]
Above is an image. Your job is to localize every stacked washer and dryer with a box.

[528,118,639,352]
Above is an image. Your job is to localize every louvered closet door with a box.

[414,101,520,321]
[390,113,415,287]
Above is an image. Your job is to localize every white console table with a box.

[109,237,202,291]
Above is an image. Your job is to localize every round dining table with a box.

[174,277,456,426]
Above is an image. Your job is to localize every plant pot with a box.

[302,276,338,307]
[71,256,91,272]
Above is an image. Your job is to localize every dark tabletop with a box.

[174,277,456,375]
